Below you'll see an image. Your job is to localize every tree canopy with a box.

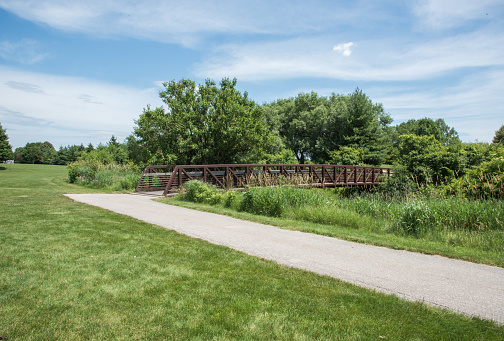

[14,142,56,164]
[263,89,392,165]
[134,78,273,165]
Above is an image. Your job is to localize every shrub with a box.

[443,156,504,199]
[180,180,223,205]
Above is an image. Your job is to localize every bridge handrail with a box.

[135,164,392,195]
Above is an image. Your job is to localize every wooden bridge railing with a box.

[135,164,392,196]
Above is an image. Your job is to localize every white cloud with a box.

[0,39,49,64]
[196,27,504,82]
[0,0,358,47]
[333,42,353,57]
[0,66,160,148]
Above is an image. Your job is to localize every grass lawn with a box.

[1,164,503,340]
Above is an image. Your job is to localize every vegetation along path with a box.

[66,193,504,325]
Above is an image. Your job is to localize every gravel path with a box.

[65,193,504,324]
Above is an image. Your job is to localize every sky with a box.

[0,0,503,149]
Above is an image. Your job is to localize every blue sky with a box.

[0,0,503,149]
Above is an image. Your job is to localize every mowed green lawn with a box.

[1,164,503,340]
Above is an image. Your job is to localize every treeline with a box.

[4,78,504,198]
[12,138,129,166]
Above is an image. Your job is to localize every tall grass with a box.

[67,160,141,191]
[176,180,504,255]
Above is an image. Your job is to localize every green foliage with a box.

[175,183,504,252]
[377,166,417,197]
[240,187,284,217]
[180,180,223,204]
[393,200,435,237]
[444,152,504,199]
[67,160,141,191]
[265,89,391,165]
[77,139,129,165]
[0,122,13,162]
[53,144,87,165]
[397,134,465,185]
[260,148,298,164]
[461,142,492,169]
[394,118,460,146]
[328,145,365,165]
[134,78,273,165]
[493,124,504,145]
[14,141,56,164]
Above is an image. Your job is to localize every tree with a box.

[264,89,391,165]
[0,122,13,162]
[395,118,459,145]
[14,141,56,164]
[493,125,504,145]
[397,134,464,185]
[134,78,273,165]
[337,89,392,165]
[267,93,328,164]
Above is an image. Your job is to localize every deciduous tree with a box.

[134,78,273,165]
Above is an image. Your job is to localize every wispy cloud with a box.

[0,39,49,64]
[0,1,396,47]
[0,66,160,148]
[0,106,54,126]
[6,81,45,94]
[78,94,102,104]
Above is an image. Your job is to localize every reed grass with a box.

[67,161,141,191]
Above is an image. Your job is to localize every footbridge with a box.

[135,164,392,196]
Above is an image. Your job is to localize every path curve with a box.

[65,193,504,324]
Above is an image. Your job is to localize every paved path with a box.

[65,193,504,324]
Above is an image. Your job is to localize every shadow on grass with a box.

[0,166,6,171]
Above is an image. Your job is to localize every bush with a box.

[180,180,223,205]
[443,156,504,199]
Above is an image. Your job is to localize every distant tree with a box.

[0,122,13,162]
[395,118,459,145]
[328,146,365,166]
[397,134,464,184]
[54,144,86,165]
[265,89,391,165]
[267,93,328,164]
[134,78,273,165]
[493,125,504,145]
[125,134,150,166]
[337,89,392,165]
[108,135,120,147]
[14,141,56,164]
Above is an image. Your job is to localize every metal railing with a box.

[135,164,392,196]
